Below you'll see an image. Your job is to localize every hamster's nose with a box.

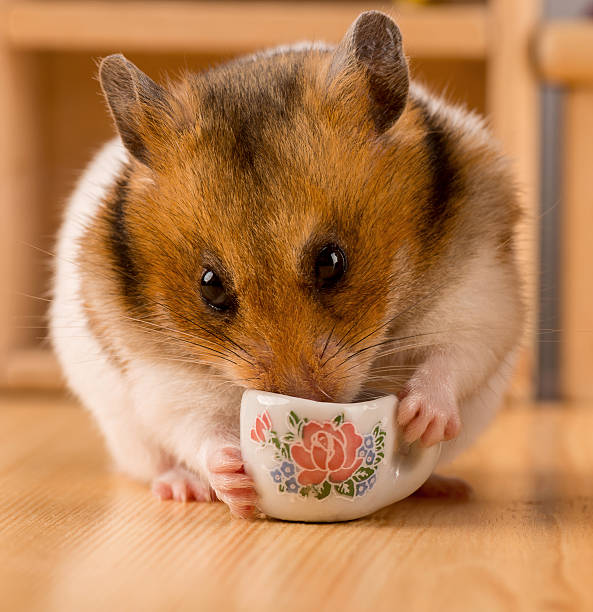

[258,371,334,402]
[249,344,340,401]
[262,380,331,402]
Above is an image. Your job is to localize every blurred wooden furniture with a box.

[537,21,593,400]
[1,393,592,610]
[0,1,540,397]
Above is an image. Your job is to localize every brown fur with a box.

[80,16,521,404]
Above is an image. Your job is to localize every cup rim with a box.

[242,388,396,411]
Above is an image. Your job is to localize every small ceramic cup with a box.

[240,389,441,522]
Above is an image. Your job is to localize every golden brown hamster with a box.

[50,11,523,517]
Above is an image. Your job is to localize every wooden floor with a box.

[1,395,592,612]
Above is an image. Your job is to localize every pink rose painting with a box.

[250,410,271,443]
[290,421,363,485]
[251,409,385,499]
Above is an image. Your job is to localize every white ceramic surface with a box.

[240,390,441,522]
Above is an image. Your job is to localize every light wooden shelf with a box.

[1,1,488,58]
[0,349,63,390]
[537,21,593,86]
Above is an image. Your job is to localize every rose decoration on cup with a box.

[291,421,363,486]
[250,410,272,443]
[241,390,443,521]
[251,409,386,500]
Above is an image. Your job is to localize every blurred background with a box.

[0,0,591,403]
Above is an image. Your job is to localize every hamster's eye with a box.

[201,269,233,311]
[315,245,347,289]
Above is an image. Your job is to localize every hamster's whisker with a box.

[367,366,418,374]
[328,271,455,369]
[336,334,443,369]
[319,321,337,361]
[126,296,254,366]
[338,322,507,372]
[122,317,239,365]
[320,273,402,368]
[119,306,252,366]
[342,277,452,357]
[36,335,94,341]
[235,377,260,385]
[318,387,334,401]
[14,325,81,330]
[329,308,370,361]
[322,271,398,365]
[156,357,240,376]
[372,325,522,358]
[342,360,420,376]
[155,302,255,365]
[13,291,52,303]
[366,339,443,362]
[23,240,254,366]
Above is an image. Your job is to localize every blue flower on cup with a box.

[281,461,295,478]
[357,447,367,458]
[365,451,375,465]
[270,469,282,483]
[364,434,374,450]
[356,481,368,497]
[285,477,299,494]
[368,474,377,490]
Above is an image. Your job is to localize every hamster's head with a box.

[95,11,454,402]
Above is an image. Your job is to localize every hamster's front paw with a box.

[206,446,258,518]
[397,389,461,447]
[152,466,213,503]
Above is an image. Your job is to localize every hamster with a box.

[50,11,523,517]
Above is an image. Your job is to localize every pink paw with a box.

[397,392,461,447]
[152,467,212,503]
[206,446,257,519]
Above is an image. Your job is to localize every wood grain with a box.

[1,395,592,611]
[3,1,488,58]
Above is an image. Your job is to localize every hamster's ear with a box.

[328,11,409,133]
[99,54,172,165]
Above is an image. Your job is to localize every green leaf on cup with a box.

[352,466,374,482]
[333,413,344,426]
[335,479,355,498]
[314,480,332,500]
[288,410,301,429]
